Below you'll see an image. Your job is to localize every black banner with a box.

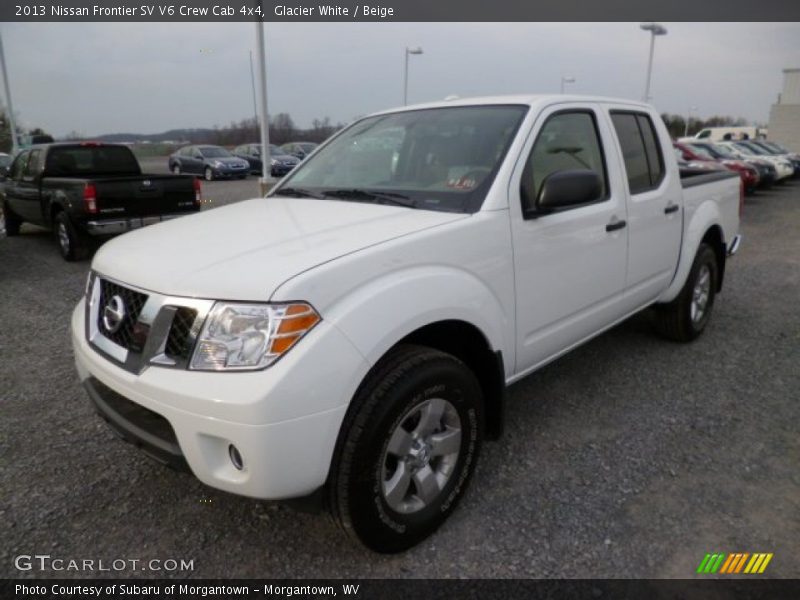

[4,579,800,600]
[2,0,800,22]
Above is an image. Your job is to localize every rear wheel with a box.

[654,243,718,342]
[328,345,483,553]
[204,167,214,181]
[2,201,22,236]
[54,211,89,261]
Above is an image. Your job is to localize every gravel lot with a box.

[1,171,798,579]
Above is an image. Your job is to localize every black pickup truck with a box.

[1,143,201,260]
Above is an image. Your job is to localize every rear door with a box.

[5,150,46,224]
[509,103,630,372]
[606,108,682,308]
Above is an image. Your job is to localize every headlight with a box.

[270,158,279,166]
[190,302,320,371]
[212,160,223,167]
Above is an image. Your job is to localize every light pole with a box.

[254,22,275,196]
[403,46,423,106]
[560,76,575,94]
[0,29,18,152]
[684,105,698,137]
[640,22,667,102]
[248,50,258,126]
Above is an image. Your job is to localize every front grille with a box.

[164,307,198,360]
[98,279,148,351]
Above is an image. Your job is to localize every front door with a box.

[509,104,630,373]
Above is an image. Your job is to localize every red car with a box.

[674,141,760,194]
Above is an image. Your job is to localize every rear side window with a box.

[521,110,608,212]
[45,146,141,176]
[611,112,665,194]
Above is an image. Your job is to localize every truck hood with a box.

[91,197,467,300]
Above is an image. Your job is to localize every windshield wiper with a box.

[274,187,323,199]
[321,188,416,208]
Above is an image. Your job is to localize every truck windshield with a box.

[44,145,141,176]
[275,105,528,213]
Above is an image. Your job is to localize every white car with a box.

[718,141,794,180]
[72,95,742,552]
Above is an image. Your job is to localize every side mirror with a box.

[535,170,602,213]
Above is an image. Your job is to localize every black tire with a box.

[204,167,214,181]
[654,243,718,342]
[172,164,181,175]
[328,344,483,553]
[54,211,89,261]
[2,201,22,236]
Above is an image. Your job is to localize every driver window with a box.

[521,111,608,212]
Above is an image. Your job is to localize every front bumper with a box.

[213,165,249,177]
[85,213,192,236]
[72,299,368,499]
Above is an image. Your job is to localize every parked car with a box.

[747,141,800,176]
[233,143,300,176]
[168,145,250,181]
[281,141,318,160]
[718,141,795,181]
[1,142,201,260]
[674,141,759,194]
[672,147,728,173]
[693,143,776,188]
[72,95,741,553]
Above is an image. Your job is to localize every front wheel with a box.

[204,167,214,181]
[172,164,181,175]
[328,345,483,553]
[654,243,718,342]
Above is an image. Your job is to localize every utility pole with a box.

[0,29,19,152]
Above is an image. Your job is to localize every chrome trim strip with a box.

[85,213,193,236]
[86,273,215,374]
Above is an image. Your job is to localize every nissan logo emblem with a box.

[102,295,126,334]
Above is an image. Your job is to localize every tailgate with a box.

[92,175,198,218]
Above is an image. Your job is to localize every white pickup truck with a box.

[72,95,741,553]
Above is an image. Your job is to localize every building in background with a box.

[768,68,800,151]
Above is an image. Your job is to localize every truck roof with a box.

[370,94,653,117]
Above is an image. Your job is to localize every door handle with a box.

[664,204,680,215]
[605,219,627,233]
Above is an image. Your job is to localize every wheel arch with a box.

[398,320,506,440]
[658,199,729,304]
[701,224,726,292]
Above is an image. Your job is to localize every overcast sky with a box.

[2,22,798,136]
